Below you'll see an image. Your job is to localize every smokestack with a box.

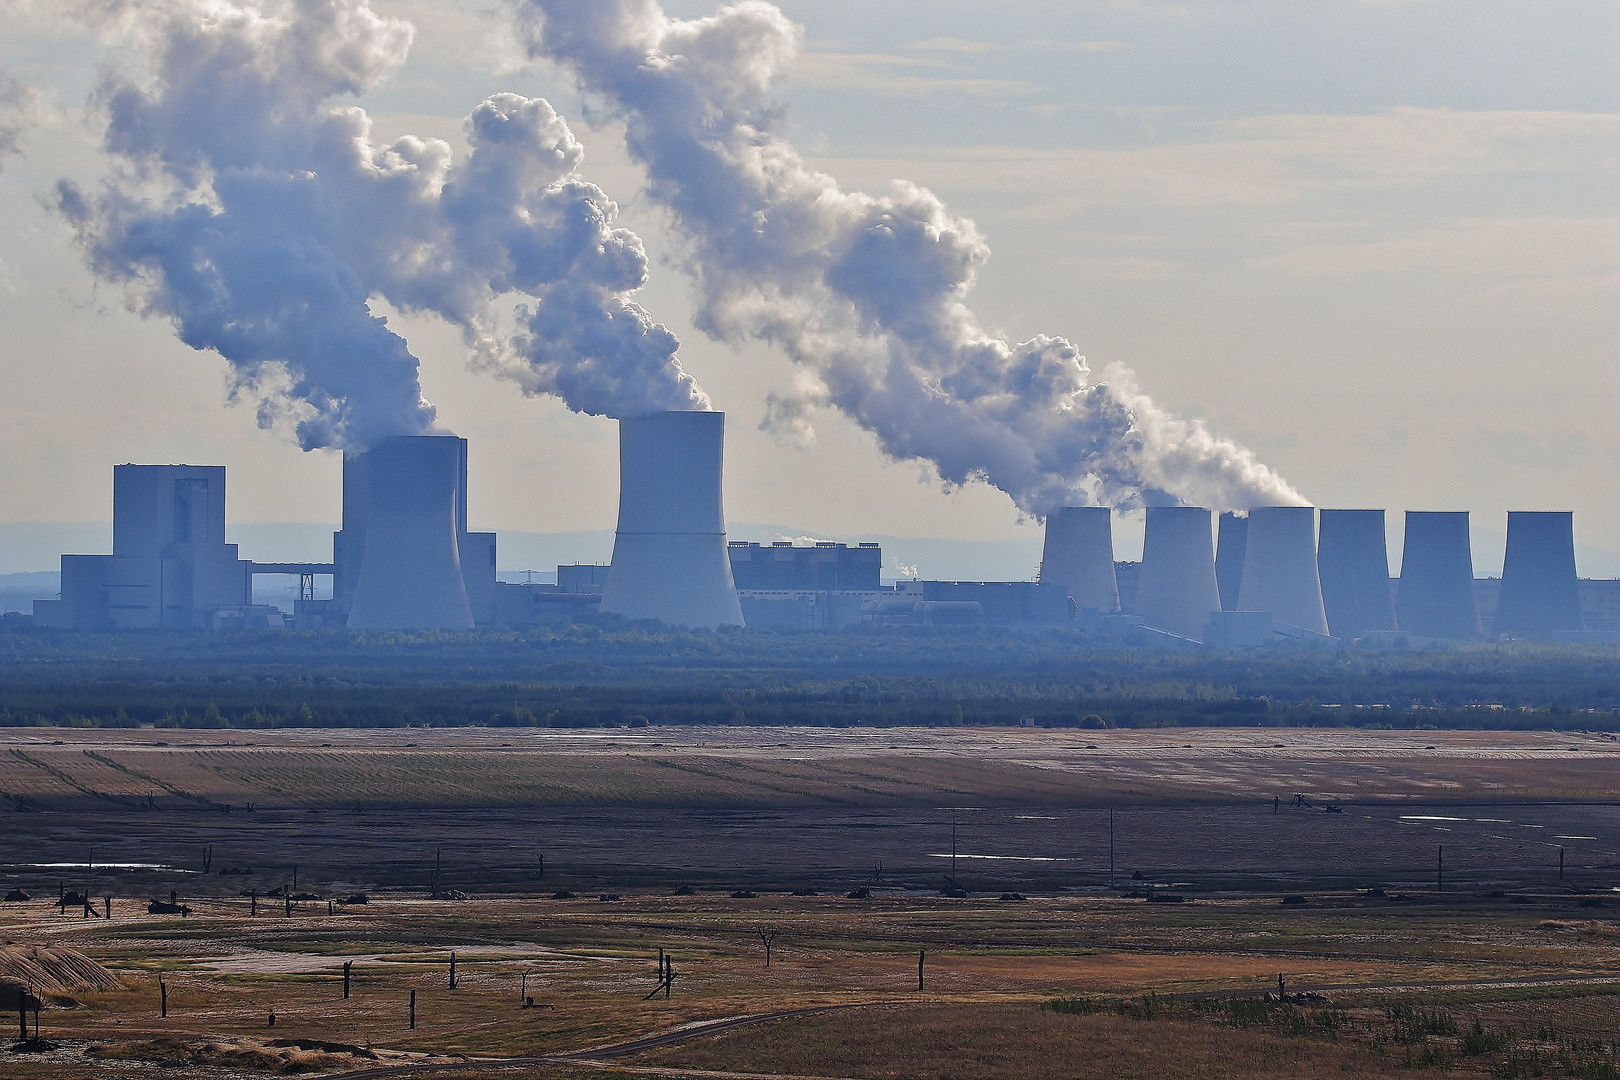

[346,435,475,630]
[1215,512,1248,612]
[1396,511,1480,639]
[600,411,743,628]
[1039,507,1119,613]
[1135,506,1220,641]
[1493,511,1581,637]
[1317,509,1396,638]
[1237,507,1328,634]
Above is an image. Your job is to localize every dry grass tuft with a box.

[85,1037,355,1073]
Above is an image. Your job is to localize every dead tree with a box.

[759,930,776,968]
[643,952,676,1000]
[201,847,213,874]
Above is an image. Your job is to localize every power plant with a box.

[1397,511,1482,640]
[1235,507,1329,634]
[1215,512,1247,613]
[1039,507,1119,613]
[344,436,478,631]
[23,439,1619,642]
[1493,511,1581,637]
[599,411,744,629]
[1134,506,1221,641]
[1317,509,1396,638]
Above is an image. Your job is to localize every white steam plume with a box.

[55,0,706,453]
[515,0,1307,514]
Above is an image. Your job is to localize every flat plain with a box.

[1,726,1618,1078]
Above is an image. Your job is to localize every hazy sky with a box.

[0,0,1615,568]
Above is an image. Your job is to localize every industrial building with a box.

[1493,511,1582,637]
[1317,509,1396,638]
[1214,512,1247,612]
[23,439,1617,642]
[1038,507,1119,613]
[729,541,882,630]
[1397,511,1482,639]
[34,465,282,629]
[1135,506,1221,641]
[729,541,881,592]
[1235,507,1329,634]
[599,411,744,628]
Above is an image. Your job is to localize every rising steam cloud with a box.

[55,0,707,452]
[515,0,1306,514]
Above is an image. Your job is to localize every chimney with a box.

[1493,511,1581,637]
[1237,506,1328,634]
[1215,512,1248,612]
[1396,511,1480,639]
[1135,506,1220,641]
[1317,509,1396,638]
[345,435,476,630]
[1039,507,1119,613]
[599,411,744,628]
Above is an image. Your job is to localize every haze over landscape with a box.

[0,6,1617,1080]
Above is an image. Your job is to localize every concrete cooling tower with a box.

[600,410,744,628]
[1396,511,1480,639]
[1135,506,1220,641]
[1493,511,1581,637]
[346,435,476,630]
[1236,506,1329,634]
[1215,512,1248,612]
[1317,509,1396,638]
[1039,507,1119,613]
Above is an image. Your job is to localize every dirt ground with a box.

[0,727,1617,1078]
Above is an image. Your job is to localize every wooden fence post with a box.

[343,961,353,1000]
[159,976,168,1019]
[449,952,457,990]
[409,989,416,1030]
[917,950,925,991]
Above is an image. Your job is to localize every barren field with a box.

[0,728,1617,1078]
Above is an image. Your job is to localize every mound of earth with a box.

[0,943,124,991]
[88,1037,363,1073]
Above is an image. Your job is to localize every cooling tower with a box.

[1039,507,1119,613]
[1237,506,1329,634]
[1396,511,1480,639]
[1135,506,1220,641]
[600,411,744,628]
[1493,511,1581,637]
[346,435,476,630]
[1317,509,1396,637]
[1215,512,1248,612]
